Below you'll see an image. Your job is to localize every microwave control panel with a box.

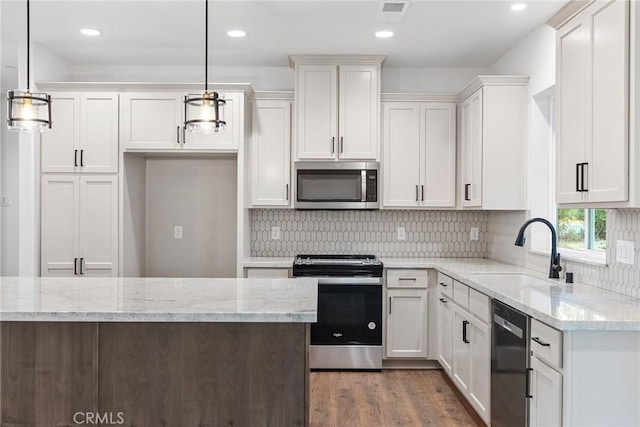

[366,171,378,202]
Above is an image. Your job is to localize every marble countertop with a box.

[243,256,640,331]
[243,257,294,268]
[0,277,317,323]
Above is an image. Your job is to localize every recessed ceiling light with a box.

[511,3,527,11]
[227,30,246,38]
[80,28,101,36]
[375,30,394,38]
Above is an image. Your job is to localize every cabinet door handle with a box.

[462,320,470,343]
[398,277,417,281]
[286,184,289,201]
[388,297,392,314]
[331,137,335,154]
[177,126,181,144]
[532,336,550,347]
[581,162,588,192]
[416,185,419,201]
[340,136,344,153]
[576,163,582,192]
[439,282,448,287]
[80,150,84,167]
[421,185,424,201]
[464,184,471,201]
[74,150,78,167]
[182,126,186,145]
[439,298,448,304]
[526,368,533,398]
[74,257,78,275]
[80,257,85,275]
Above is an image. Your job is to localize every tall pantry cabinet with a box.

[40,92,119,277]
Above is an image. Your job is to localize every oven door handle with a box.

[316,277,383,285]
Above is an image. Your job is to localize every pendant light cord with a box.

[205,0,208,92]
[26,0,30,91]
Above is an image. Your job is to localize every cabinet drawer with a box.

[469,289,490,323]
[387,269,429,289]
[436,272,453,298]
[453,280,470,309]
[531,319,563,369]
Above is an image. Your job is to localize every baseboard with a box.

[382,359,442,370]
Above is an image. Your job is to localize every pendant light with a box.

[184,0,225,133]
[7,0,52,133]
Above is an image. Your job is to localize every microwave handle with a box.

[361,170,367,202]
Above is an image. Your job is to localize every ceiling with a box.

[1,0,567,68]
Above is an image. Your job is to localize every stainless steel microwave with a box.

[294,162,379,210]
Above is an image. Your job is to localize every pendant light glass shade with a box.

[184,92,226,133]
[7,90,52,132]
[184,0,225,134]
[7,0,52,133]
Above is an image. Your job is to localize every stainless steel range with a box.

[292,254,383,370]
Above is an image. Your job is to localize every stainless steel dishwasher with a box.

[491,300,530,427]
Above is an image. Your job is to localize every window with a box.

[556,208,606,252]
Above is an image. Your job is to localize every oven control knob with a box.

[368,322,376,330]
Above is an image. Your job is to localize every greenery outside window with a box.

[557,209,606,252]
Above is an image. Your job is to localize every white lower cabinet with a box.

[41,175,118,277]
[445,278,491,425]
[386,288,428,358]
[530,356,563,427]
[437,292,453,373]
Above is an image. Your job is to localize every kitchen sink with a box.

[470,272,564,292]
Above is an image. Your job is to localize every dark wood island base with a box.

[1,322,310,426]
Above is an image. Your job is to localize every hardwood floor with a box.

[310,370,483,427]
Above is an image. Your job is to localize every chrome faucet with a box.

[514,217,562,279]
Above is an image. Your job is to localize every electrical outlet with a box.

[271,226,281,240]
[397,227,406,241]
[174,226,183,240]
[616,240,635,265]
[470,227,479,241]
[1,195,12,206]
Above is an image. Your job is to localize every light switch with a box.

[1,195,12,206]
[271,226,281,240]
[616,240,635,265]
[174,226,183,240]
[397,227,406,241]
[470,227,479,241]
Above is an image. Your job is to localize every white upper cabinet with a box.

[338,65,379,160]
[120,91,241,151]
[80,93,119,173]
[251,99,292,207]
[459,90,483,208]
[295,65,338,160]
[421,102,456,207]
[42,92,118,173]
[556,0,629,205]
[458,77,528,210]
[382,100,456,208]
[292,56,383,161]
[383,102,422,207]
[120,92,183,150]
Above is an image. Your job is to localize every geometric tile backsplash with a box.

[488,209,640,299]
[251,209,488,258]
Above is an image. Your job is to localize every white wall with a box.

[145,157,237,278]
[487,24,557,257]
[68,63,489,93]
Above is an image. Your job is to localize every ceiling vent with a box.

[375,1,409,22]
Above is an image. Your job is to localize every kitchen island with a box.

[0,277,317,426]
